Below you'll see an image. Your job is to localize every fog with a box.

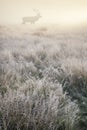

[0,0,87,25]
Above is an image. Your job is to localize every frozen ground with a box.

[0,24,87,130]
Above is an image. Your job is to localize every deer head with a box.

[33,9,41,18]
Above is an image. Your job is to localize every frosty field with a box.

[0,24,87,130]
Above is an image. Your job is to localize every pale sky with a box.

[0,0,87,25]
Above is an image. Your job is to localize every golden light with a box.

[0,0,87,26]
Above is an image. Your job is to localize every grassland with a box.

[0,24,87,130]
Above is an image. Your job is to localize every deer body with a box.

[22,12,41,24]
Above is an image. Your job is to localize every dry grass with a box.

[0,24,87,130]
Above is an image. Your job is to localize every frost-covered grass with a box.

[0,24,87,130]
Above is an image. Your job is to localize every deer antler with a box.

[33,9,40,14]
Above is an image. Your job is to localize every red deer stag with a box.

[22,10,41,24]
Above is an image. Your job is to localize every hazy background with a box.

[0,0,87,25]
